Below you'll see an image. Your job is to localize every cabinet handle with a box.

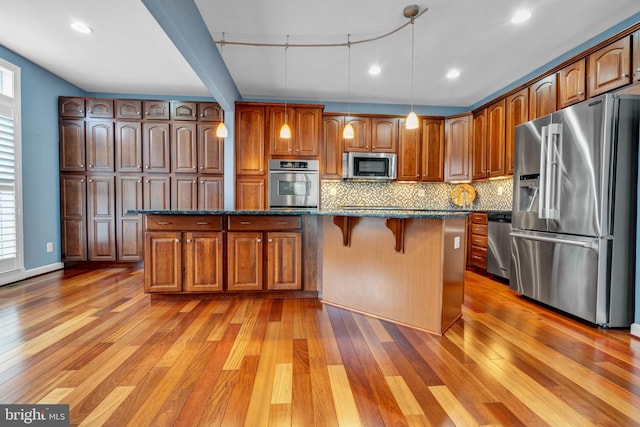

[192,113,196,117]
[80,164,84,168]
[268,238,273,242]
[256,238,262,243]
[88,179,93,183]
[240,221,252,225]
[158,221,171,225]
[80,179,84,183]
[622,73,629,78]
[137,164,141,168]
[186,239,192,243]
[79,109,83,113]
[175,238,180,243]
[145,165,149,169]
[196,221,209,225]
[577,91,584,96]
[200,166,204,170]
[277,221,289,225]
[88,164,93,168]
[145,112,149,115]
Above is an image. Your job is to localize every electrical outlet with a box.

[498,186,504,196]
[329,187,337,196]
[418,189,426,197]
[46,242,53,253]
[453,236,460,249]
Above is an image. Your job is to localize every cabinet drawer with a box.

[470,212,487,224]
[470,246,487,268]
[145,215,223,231]
[471,223,488,236]
[471,234,487,247]
[228,215,301,231]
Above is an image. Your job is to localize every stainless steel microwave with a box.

[342,152,397,180]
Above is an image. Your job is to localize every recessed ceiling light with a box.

[446,69,460,79]
[71,22,93,34]
[511,10,531,24]
[368,65,382,76]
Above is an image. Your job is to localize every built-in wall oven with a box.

[268,159,319,209]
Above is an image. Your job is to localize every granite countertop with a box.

[128,208,470,219]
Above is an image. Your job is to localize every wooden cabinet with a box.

[268,105,321,157]
[235,104,266,175]
[420,118,445,181]
[468,212,487,270]
[115,99,142,120]
[198,176,224,210]
[558,59,586,108]
[60,174,87,261]
[171,175,198,210]
[486,99,506,177]
[633,30,640,83]
[144,215,224,293]
[59,119,85,171]
[267,232,302,290]
[505,88,529,175]
[227,215,302,291]
[86,121,114,172]
[587,36,632,97]
[529,74,557,120]
[198,123,224,174]
[198,102,223,122]
[142,122,170,173]
[172,123,197,173]
[171,101,197,121]
[235,177,266,210]
[143,100,170,120]
[471,110,487,180]
[115,122,142,172]
[86,98,113,118]
[343,116,397,152]
[87,175,116,261]
[321,115,344,179]
[59,97,85,118]
[397,117,444,181]
[116,175,143,261]
[143,176,170,210]
[444,114,472,182]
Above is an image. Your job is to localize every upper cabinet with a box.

[199,102,224,122]
[558,59,586,108]
[143,100,170,120]
[505,88,529,175]
[343,117,371,152]
[471,109,487,180]
[59,97,85,118]
[171,101,198,121]
[587,35,632,97]
[419,118,444,181]
[236,104,266,175]
[370,117,398,152]
[633,30,640,83]
[444,114,472,182]
[86,98,114,119]
[486,99,506,177]
[321,115,344,179]
[115,99,142,120]
[529,74,557,120]
[268,105,322,157]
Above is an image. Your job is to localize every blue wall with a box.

[0,44,84,270]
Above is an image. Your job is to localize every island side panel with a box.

[441,217,466,332]
[321,216,449,334]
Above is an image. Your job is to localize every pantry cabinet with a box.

[321,115,344,179]
[115,122,142,172]
[86,175,116,261]
[60,174,87,261]
[86,121,114,172]
[59,119,85,172]
[142,122,170,173]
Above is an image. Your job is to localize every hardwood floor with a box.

[0,267,638,426]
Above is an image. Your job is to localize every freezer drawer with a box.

[510,230,614,326]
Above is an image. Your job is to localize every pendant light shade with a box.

[216,122,228,138]
[280,123,291,139]
[343,122,354,139]
[406,111,419,129]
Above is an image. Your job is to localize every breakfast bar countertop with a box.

[128,208,470,219]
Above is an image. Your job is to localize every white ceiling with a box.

[1,0,640,109]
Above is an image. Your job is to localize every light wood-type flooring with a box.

[0,267,638,426]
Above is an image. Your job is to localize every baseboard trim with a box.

[631,323,640,339]
[0,262,64,287]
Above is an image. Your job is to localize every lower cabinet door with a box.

[184,231,224,292]
[267,232,302,290]
[227,231,263,291]
[144,231,182,292]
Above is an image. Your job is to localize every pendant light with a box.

[215,32,229,138]
[405,5,419,130]
[280,36,292,139]
[343,35,354,139]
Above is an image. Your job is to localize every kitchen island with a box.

[132,208,468,335]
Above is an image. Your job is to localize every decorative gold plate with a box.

[450,183,476,207]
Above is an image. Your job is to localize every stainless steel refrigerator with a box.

[511,93,639,327]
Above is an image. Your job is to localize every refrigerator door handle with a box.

[510,231,597,249]
[539,125,549,219]
[547,123,562,220]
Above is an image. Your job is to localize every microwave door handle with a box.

[539,125,549,219]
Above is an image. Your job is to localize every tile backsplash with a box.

[321,177,513,211]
